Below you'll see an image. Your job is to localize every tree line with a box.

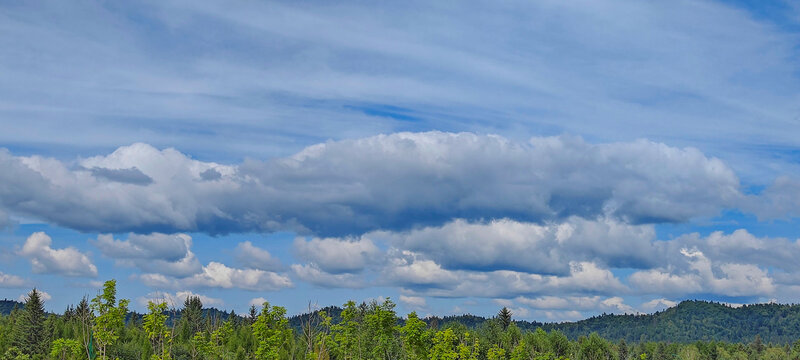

[2,280,800,360]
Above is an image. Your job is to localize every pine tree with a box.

[13,288,48,357]
[498,307,512,329]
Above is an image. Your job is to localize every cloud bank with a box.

[0,133,744,237]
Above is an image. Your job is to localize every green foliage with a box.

[400,312,429,360]
[579,333,615,360]
[143,300,172,360]
[50,338,82,360]
[364,298,400,360]
[487,344,506,360]
[252,301,292,360]
[91,279,130,360]
[4,282,800,360]
[331,300,363,360]
[429,328,458,360]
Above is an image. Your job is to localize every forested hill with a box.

[541,300,800,344]
[0,299,22,315]
[5,298,800,343]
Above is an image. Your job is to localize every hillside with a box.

[542,300,800,343]
[0,299,22,315]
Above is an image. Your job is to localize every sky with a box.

[1,0,800,322]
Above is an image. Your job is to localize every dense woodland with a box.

[2,280,800,360]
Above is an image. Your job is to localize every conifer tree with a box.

[13,288,48,357]
[179,296,203,341]
[498,307,512,329]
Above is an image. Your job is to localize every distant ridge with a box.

[539,300,800,343]
[0,299,22,315]
[5,299,800,343]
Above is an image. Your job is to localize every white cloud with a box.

[630,247,775,297]
[138,290,223,308]
[0,272,27,288]
[515,295,636,314]
[640,298,678,312]
[541,310,584,323]
[235,241,282,271]
[0,134,742,236]
[93,233,201,277]
[399,295,427,309]
[391,258,627,299]
[94,233,190,261]
[249,297,268,307]
[138,261,293,292]
[19,232,97,277]
[291,264,365,289]
[185,262,293,291]
[601,297,637,314]
[294,236,381,273]
[285,218,796,301]
[381,217,656,275]
[138,273,179,289]
[382,251,459,287]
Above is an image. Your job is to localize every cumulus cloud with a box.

[185,262,292,291]
[515,295,636,314]
[291,264,366,289]
[380,217,656,275]
[93,233,201,277]
[629,248,775,297]
[399,295,427,309]
[19,232,97,277]
[0,133,743,236]
[138,260,292,292]
[640,298,678,312]
[284,215,796,301]
[294,237,381,273]
[382,250,460,288]
[235,241,283,271]
[94,233,190,261]
[249,297,268,307]
[138,290,223,308]
[0,272,27,288]
[388,257,627,299]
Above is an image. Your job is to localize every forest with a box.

[2,280,800,360]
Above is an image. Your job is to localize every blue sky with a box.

[1,0,800,322]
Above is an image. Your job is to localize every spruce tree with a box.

[179,295,203,340]
[13,288,48,357]
[498,307,512,329]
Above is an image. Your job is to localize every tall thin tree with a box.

[498,307,512,329]
[13,288,48,357]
